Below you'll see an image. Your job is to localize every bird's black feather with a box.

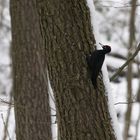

[86,45,111,89]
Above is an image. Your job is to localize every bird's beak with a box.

[99,43,104,48]
[101,45,105,49]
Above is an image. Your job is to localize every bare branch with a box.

[99,4,140,8]
[110,43,140,81]
[114,101,136,105]
[1,114,11,140]
[0,98,14,106]
[2,93,13,140]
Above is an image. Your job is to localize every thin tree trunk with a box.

[37,0,117,140]
[135,56,140,140]
[124,0,137,139]
[134,105,140,140]
[10,0,52,140]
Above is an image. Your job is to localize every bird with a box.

[86,44,111,89]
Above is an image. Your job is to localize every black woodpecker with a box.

[86,44,111,89]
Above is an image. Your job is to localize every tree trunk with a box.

[10,0,52,140]
[124,0,137,139]
[37,0,117,140]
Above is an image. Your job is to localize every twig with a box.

[0,98,14,106]
[114,101,136,105]
[99,4,140,8]
[1,114,11,140]
[110,43,140,81]
[2,92,13,140]
[0,97,56,111]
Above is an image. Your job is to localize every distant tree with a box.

[124,0,137,139]
[37,0,117,139]
[10,0,52,140]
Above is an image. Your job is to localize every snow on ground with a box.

[111,77,140,140]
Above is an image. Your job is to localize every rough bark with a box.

[10,0,52,140]
[37,0,117,140]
